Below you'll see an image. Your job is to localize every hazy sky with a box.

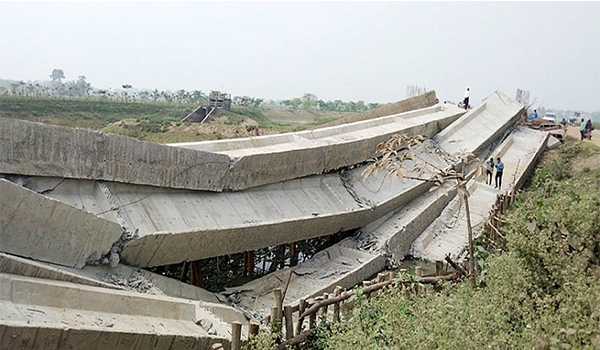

[1,1,599,111]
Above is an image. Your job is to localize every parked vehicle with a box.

[543,112,557,123]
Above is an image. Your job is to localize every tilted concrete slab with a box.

[0,179,122,268]
[225,239,385,316]
[0,273,242,349]
[12,148,444,267]
[0,103,462,192]
[0,117,231,191]
[435,91,524,156]
[412,127,549,261]
[0,252,219,303]
[170,104,463,190]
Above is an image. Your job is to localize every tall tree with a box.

[50,69,65,83]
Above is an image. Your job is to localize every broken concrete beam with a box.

[226,239,386,315]
[0,117,231,191]
[171,104,464,190]
[1,103,462,192]
[0,179,122,268]
[435,91,524,157]
[0,273,232,349]
[0,252,220,303]
[412,127,549,261]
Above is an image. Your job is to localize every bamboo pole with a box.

[274,288,283,322]
[297,272,460,319]
[415,266,423,277]
[284,305,293,340]
[295,298,306,334]
[231,321,242,350]
[333,286,343,323]
[248,319,260,340]
[308,299,316,329]
[321,292,329,317]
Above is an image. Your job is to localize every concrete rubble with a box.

[0,91,556,349]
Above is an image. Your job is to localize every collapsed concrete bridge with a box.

[0,91,554,349]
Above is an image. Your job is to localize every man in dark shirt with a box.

[495,157,504,190]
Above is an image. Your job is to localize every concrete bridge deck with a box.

[0,95,458,192]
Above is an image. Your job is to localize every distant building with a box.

[208,91,231,110]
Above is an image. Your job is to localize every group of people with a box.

[580,118,594,140]
[485,157,504,189]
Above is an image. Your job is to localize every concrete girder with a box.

[0,179,122,268]
[0,98,459,192]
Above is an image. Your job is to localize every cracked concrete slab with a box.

[0,179,122,268]
[0,273,235,349]
[411,127,549,261]
[0,100,462,192]
[21,150,442,267]
[0,252,219,303]
[435,91,524,156]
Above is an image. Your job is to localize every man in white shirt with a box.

[463,88,470,109]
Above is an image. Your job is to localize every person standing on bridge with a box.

[485,157,495,186]
[463,88,470,109]
[494,157,504,190]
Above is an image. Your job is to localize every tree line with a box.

[1,69,383,112]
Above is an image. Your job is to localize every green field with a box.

[0,95,354,143]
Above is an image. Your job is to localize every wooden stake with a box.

[248,319,260,340]
[284,305,294,340]
[333,286,342,323]
[231,321,242,350]
[296,298,306,334]
[435,261,443,276]
[415,266,423,277]
[321,293,329,317]
[274,288,283,322]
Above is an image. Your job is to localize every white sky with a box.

[1,1,599,111]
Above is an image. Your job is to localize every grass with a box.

[0,95,351,142]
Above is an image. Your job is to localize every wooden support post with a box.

[415,266,423,277]
[308,300,316,329]
[247,251,255,276]
[435,261,443,276]
[248,319,260,340]
[274,288,283,322]
[290,242,298,267]
[190,260,204,288]
[296,298,306,334]
[333,286,343,323]
[180,261,189,282]
[284,305,294,340]
[388,271,396,281]
[321,293,329,317]
[231,321,242,350]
